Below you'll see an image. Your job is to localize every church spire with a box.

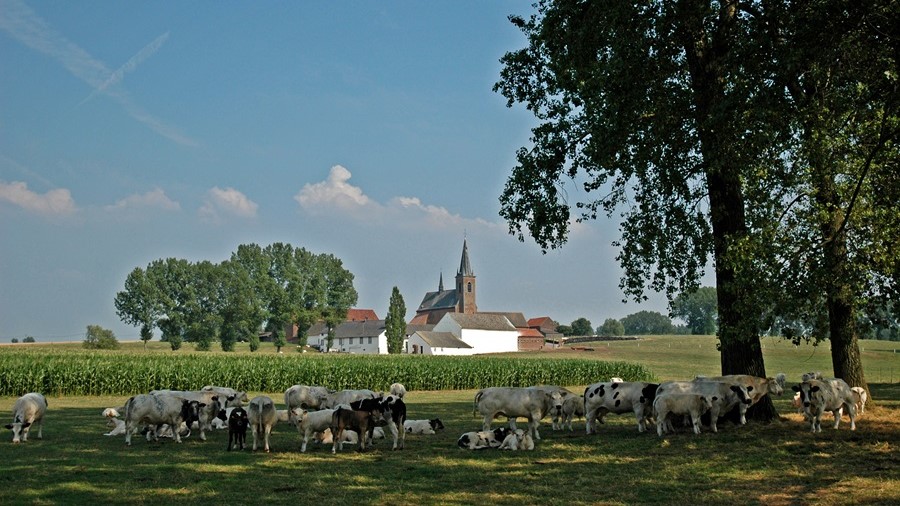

[438,271,444,292]
[458,239,474,277]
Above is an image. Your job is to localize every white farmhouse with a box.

[307,320,387,354]
[407,313,519,355]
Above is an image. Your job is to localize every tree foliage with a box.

[621,311,674,336]
[671,286,718,335]
[82,324,119,350]
[385,286,407,354]
[570,317,593,336]
[598,318,625,337]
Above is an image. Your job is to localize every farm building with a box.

[407,312,519,355]
[307,319,387,354]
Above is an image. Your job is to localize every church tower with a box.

[456,239,477,314]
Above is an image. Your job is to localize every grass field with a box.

[1,335,898,505]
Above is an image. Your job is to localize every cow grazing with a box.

[792,378,857,432]
[124,393,202,445]
[247,396,278,452]
[654,393,714,436]
[404,418,444,435]
[474,386,567,441]
[850,387,868,415]
[5,393,48,444]
[584,381,658,434]
[226,407,249,451]
[457,427,511,450]
[389,383,407,399]
[655,381,752,433]
[330,404,386,453]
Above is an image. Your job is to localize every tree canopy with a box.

[385,286,407,354]
[671,286,718,335]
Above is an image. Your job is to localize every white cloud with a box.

[0,180,77,216]
[105,188,180,212]
[199,186,258,221]
[294,165,377,213]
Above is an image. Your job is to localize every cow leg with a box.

[847,402,857,430]
[634,406,645,433]
[691,410,702,435]
[264,425,272,452]
[482,414,493,432]
[529,411,542,440]
[301,431,309,453]
[173,421,182,443]
[657,411,668,437]
[252,425,259,451]
[388,420,399,450]
[585,407,599,434]
[507,417,518,431]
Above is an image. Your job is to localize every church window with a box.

[467,282,472,293]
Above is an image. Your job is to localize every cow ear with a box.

[22,422,31,428]
[791,385,800,392]
[712,396,719,401]
[4,424,12,430]
[811,386,820,392]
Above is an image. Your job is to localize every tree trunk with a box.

[678,0,777,421]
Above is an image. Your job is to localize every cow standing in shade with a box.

[584,381,658,433]
[247,396,278,452]
[124,393,202,445]
[5,393,47,444]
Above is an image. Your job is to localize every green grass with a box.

[0,335,898,505]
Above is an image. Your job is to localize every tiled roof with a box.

[417,289,459,311]
[346,309,379,321]
[518,328,545,338]
[308,320,385,338]
[482,311,528,328]
[447,313,516,331]
[415,331,472,349]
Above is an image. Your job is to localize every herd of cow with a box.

[4,371,868,452]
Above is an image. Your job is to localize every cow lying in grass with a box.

[457,427,511,450]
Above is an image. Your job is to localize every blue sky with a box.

[1,0,687,342]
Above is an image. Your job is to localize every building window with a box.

[368,336,373,344]
[467,282,472,293]
[349,337,354,345]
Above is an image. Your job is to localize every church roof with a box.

[414,331,472,349]
[417,289,458,312]
[458,239,474,277]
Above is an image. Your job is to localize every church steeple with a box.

[438,271,444,292]
[456,239,477,314]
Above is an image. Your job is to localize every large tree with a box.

[671,286,718,335]
[385,286,407,354]
[495,0,777,417]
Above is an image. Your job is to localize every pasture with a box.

[1,336,898,505]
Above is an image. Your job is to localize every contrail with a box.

[79,32,170,106]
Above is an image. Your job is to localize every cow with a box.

[403,418,444,435]
[457,427,511,450]
[247,396,278,452]
[124,393,202,445]
[653,393,714,436]
[655,381,752,433]
[316,427,386,445]
[583,381,658,434]
[364,395,406,450]
[389,383,407,399]
[283,385,332,420]
[792,378,857,433]
[330,403,386,453]
[322,389,377,409]
[102,407,126,436]
[5,393,48,444]
[693,374,785,424]
[850,387,868,415]
[557,395,585,431]
[474,386,567,441]
[498,428,535,451]
[295,408,338,452]
[201,385,250,405]
[150,389,238,440]
[226,407,249,451]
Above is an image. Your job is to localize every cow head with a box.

[180,400,204,427]
[767,377,785,397]
[729,385,753,405]
[492,427,511,441]
[228,407,249,432]
[429,418,445,431]
[793,382,822,408]
[700,396,714,413]
[5,418,31,444]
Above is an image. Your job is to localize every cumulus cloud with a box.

[294,165,377,213]
[0,180,76,216]
[105,188,180,212]
[199,186,258,221]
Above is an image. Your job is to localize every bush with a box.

[23,336,36,343]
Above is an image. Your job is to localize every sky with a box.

[0,0,696,343]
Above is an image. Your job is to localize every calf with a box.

[457,427,511,450]
[850,387,868,415]
[295,408,338,452]
[364,396,406,450]
[226,407,249,451]
[558,395,585,431]
[498,428,535,451]
[102,408,126,436]
[404,418,444,435]
[5,393,47,444]
[124,393,202,445]
[653,393,714,436]
[792,378,857,432]
[247,396,278,452]
[330,404,386,453]
[655,381,752,433]
[584,381,658,433]
[389,383,407,399]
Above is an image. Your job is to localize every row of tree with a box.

[496,0,899,417]
[114,243,358,352]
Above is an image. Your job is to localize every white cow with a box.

[850,387,868,415]
[201,385,249,405]
[499,428,535,451]
[474,386,567,440]
[150,389,237,440]
[5,393,47,444]
[584,381,659,433]
[123,393,202,445]
[792,378,857,432]
[655,381,752,433]
[322,389,377,409]
[556,394,585,431]
[389,383,407,399]
[654,393,714,436]
[693,374,785,424]
[294,408,338,452]
[284,385,332,418]
[247,396,278,452]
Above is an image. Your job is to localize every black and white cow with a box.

[226,407,249,451]
[330,401,386,454]
[583,381,659,433]
[124,393,202,445]
[474,386,567,440]
[792,378,857,433]
[457,427,512,450]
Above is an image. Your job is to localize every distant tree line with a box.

[114,242,358,352]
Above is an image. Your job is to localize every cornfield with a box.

[0,352,654,396]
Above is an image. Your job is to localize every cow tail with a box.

[124,396,135,422]
[473,390,483,418]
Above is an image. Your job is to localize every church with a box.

[410,239,478,325]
